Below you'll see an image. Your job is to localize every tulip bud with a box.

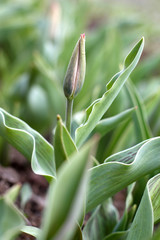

[63,33,86,100]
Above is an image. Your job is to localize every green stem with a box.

[66,99,73,133]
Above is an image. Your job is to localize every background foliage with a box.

[0,0,160,239]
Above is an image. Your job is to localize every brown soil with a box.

[113,189,126,218]
[0,146,48,240]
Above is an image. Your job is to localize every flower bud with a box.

[63,33,86,100]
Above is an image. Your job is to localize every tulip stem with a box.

[66,99,73,133]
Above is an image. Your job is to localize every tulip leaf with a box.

[86,137,160,212]
[104,140,147,164]
[75,37,144,147]
[83,199,119,240]
[93,107,135,137]
[126,79,152,141]
[127,173,160,240]
[54,115,77,169]
[40,139,94,240]
[21,226,41,238]
[0,108,56,180]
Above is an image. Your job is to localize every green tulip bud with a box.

[63,33,86,100]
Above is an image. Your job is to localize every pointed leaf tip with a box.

[124,37,144,69]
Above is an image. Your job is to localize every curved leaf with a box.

[75,38,144,147]
[126,79,152,141]
[93,107,135,137]
[104,140,147,164]
[40,139,94,240]
[0,108,56,179]
[86,137,160,212]
[127,173,160,240]
[21,226,41,238]
[54,115,77,170]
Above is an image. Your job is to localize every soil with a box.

[0,146,48,240]
[0,146,126,240]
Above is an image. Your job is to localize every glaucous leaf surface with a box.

[0,108,56,180]
[21,226,41,238]
[93,107,135,137]
[86,137,160,211]
[127,173,160,240]
[40,139,94,240]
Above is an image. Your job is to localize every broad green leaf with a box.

[0,108,56,180]
[83,199,118,240]
[0,197,25,240]
[75,37,144,147]
[86,137,160,212]
[40,139,94,240]
[93,107,135,137]
[54,115,77,169]
[21,226,41,238]
[127,173,160,240]
[126,80,152,141]
[104,140,147,164]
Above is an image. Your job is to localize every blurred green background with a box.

[0,0,160,161]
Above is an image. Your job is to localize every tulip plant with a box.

[0,34,160,240]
